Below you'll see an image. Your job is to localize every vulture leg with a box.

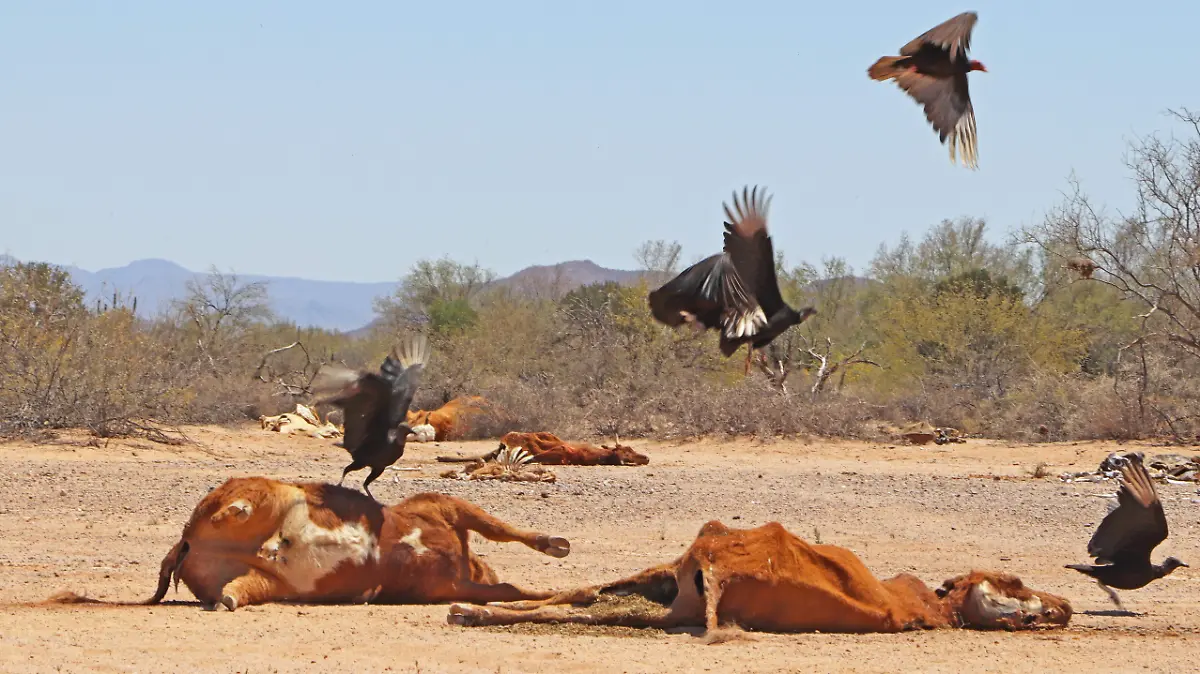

[743,346,754,376]
[339,459,364,487]
[1099,581,1124,610]
[361,465,387,501]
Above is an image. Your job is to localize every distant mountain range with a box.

[3,255,876,333]
[494,260,646,290]
[3,256,647,333]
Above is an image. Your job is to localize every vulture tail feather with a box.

[867,56,907,81]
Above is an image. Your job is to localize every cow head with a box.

[600,444,650,466]
[936,572,1072,630]
[407,423,437,443]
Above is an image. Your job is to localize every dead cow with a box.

[438,431,649,467]
[52,476,570,611]
[404,395,491,442]
[448,520,1071,635]
[259,403,343,439]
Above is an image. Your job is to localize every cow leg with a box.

[700,567,723,633]
[486,587,604,611]
[447,602,678,629]
[450,580,558,605]
[219,570,280,612]
[448,497,570,559]
[436,446,503,463]
[449,604,577,627]
[487,562,680,612]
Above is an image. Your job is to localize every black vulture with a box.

[647,185,816,374]
[1065,452,1188,609]
[867,11,986,170]
[309,333,431,500]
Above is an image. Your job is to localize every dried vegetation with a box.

[5,111,1200,446]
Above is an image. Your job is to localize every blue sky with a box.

[2,1,1197,282]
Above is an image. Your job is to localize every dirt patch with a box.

[1,424,1198,673]
[478,622,666,639]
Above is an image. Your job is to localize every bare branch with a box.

[253,341,319,398]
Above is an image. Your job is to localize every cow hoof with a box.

[447,604,489,626]
[539,536,571,558]
[357,585,383,604]
[221,594,238,612]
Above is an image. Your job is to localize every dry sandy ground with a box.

[2,425,1199,673]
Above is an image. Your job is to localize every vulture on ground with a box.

[648,185,816,374]
[1065,452,1188,609]
[868,11,987,170]
[309,334,431,500]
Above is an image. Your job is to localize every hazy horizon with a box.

[3,1,1197,283]
[7,253,643,284]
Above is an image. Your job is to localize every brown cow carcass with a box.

[438,431,649,467]
[448,520,1071,635]
[55,476,569,611]
[405,395,490,442]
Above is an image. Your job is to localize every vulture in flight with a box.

[309,334,431,499]
[648,185,817,374]
[1065,452,1188,609]
[867,11,987,170]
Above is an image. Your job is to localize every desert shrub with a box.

[7,108,1200,444]
[0,263,196,437]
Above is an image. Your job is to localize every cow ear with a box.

[211,500,253,526]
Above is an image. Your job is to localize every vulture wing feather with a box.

[312,368,387,456]
[1087,454,1169,564]
[892,71,977,169]
[380,334,431,431]
[649,253,746,330]
[722,186,787,317]
[899,11,978,62]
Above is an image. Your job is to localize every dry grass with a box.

[3,258,1199,447]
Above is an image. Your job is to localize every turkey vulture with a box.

[1065,452,1188,609]
[648,185,816,374]
[309,334,431,499]
[867,11,987,170]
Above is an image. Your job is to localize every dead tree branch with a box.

[253,341,319,398]
[806,339,882,401]
[755,335,881,399]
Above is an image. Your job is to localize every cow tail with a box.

[40,539,189,607]
[143,539,189,605]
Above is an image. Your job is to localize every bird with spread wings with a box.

[309,334,431,499]
[868,11,987,170]
[648,186,816,374]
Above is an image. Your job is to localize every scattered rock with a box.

[1059,450,1200,484]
